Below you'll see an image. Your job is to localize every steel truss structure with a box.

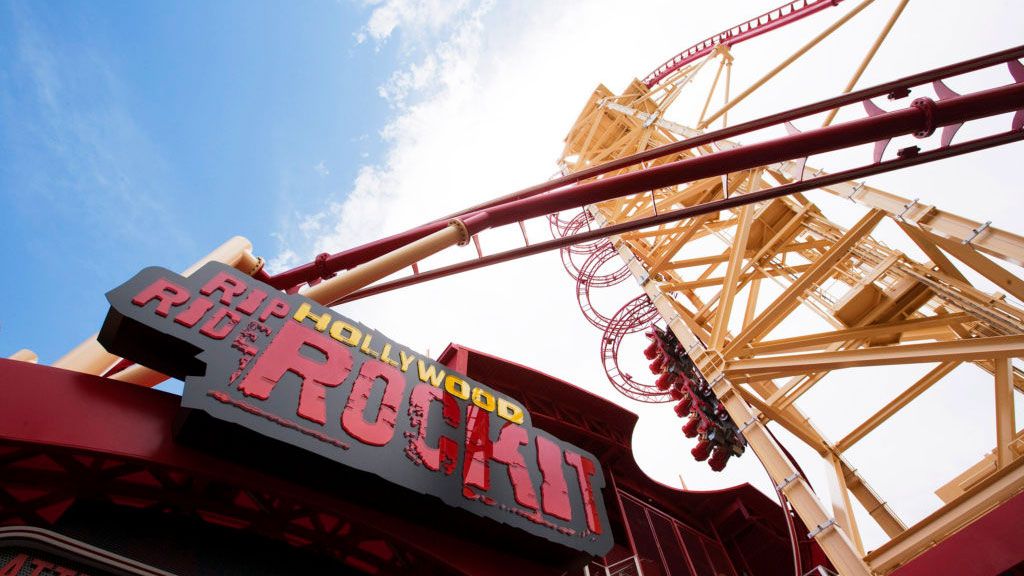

[552,66,1024,576]
[19,2,1024,575]
[545,6,1024,574]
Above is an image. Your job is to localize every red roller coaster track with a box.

[641,0,845,87]
[265,46,1024,298]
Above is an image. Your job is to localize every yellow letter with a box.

[445,375,470,400]
[399,350,416,372]
[472,388,496,411]
[293,302,331,332]
[359,333,380,358]
[497,398,524,425]
[417,360,446,387]
[329,320,361,346]
[380,343,400,367]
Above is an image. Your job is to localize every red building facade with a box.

[0,341,811,576]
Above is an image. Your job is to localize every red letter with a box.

[259,298,290,322]
[536,435,571,521]
[565,450,602,534]
[174,296,215,328]
[200,271,247,305]
[131,278,190,317]
[27,560,54,576]
[462,405,492,496]
[235,288,267,315]
[199,307,241,340]
[408,384,459,474]
[442,388,461,428]
[0,555,27,576]
[462,414,539,509]
[342,359,406,446]
[493,423,539,510]
[238,321,353,425]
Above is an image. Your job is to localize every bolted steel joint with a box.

[911,97,938,138]
[448,219,472,246]
[314,252,335,280]
[246,255,266,277]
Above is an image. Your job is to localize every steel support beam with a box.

[835,362,960,453]
[336,130,1024,306]
[267,46,1024,291]
[744,314,972,356]
[725,209,886,356]
[726,337,1024,380]
[866,457,1024,574]
[995,358,1017,469]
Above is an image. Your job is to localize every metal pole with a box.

[698,54,728,127]
[821,0,911,127]
[266,46,1024,291]
[471,81,1024,232]
[8,349,38,363]
[302,220,471,304]
[699,0,878,129]
[335,129,1024,306]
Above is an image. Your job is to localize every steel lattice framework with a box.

[18,1,1024,575]
[546,5,1024,574]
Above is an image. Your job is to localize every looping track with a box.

[598,294,669,403]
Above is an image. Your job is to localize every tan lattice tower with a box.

[557,10,1024,575]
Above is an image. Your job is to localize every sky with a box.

[2,0,1023,553]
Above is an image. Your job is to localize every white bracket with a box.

[775,472,800,492]
[895,198,919,222]
[845,181,865,200]
[962,221,992,245]
[739,416,760,433]
[807,518,838,539]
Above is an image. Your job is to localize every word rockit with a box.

[99,262,613,556]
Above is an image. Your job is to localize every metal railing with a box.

[582,555,643,576]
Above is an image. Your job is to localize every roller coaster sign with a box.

[98,262,613,556]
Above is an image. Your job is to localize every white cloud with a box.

[278,0,794,497]
[357,0,475,45]
[267,247,301,275]
[314,161,330,176]
[274,0,1024,552]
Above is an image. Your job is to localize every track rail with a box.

[599,295,666,403]
[265,46,1024,294]
[575,244,630,330]
[337,127,1024,305]
[642,0,844,87]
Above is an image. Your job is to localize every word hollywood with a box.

[98,262,613,555]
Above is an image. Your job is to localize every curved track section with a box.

[550,211,612,280]
[600,295,672,403]
[547,211,577,238]
[576,244,631,330]
[642,0,842,87]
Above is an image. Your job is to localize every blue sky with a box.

[1,1,397,361]
[6,0,1020,368]
[2,0,1022,538]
